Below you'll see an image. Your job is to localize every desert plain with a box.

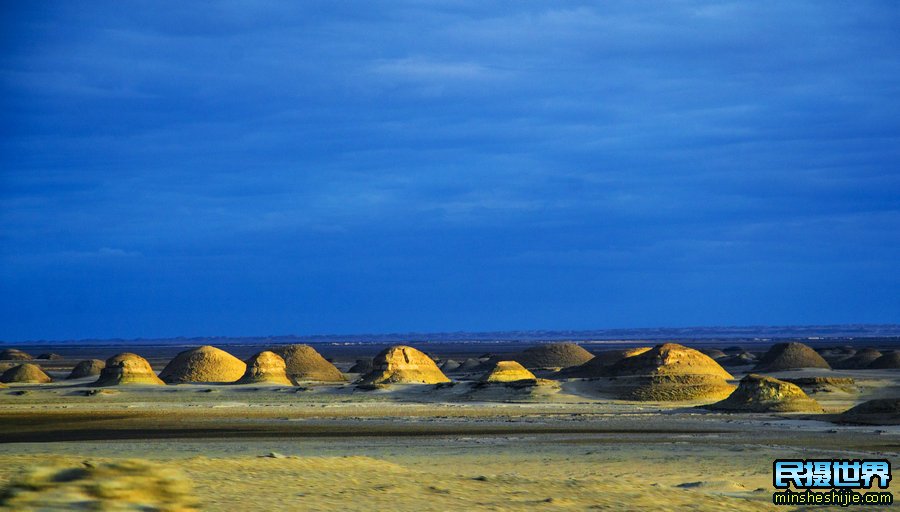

[0,341,897,511]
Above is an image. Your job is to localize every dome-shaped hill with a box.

[607,343,733,379]
[718,352,757,367]
[94,353,164,386]
[159,346,246,384]
[439,359,461,372]
[37,353,64,360]
[708,374,822,413]
[783,376,856,394]
[617,375,736,401]
[480,361,536,383]
[833,348,882,369]
[359,345,450,385]
[67,359,106,379]
[454,358,483,372]
[752,343,830,372]
[0,363,51,384]
[271,344,345,382]
[559,347,651,378]
[868,352,900,369]
[700,348,727,359]
[817,346,850,356]
[348,358,373,374]
[837,399,900,425]
[237,351,292,385]
[0,349,33,361]
[819,348,852,366]
[604,344,735,401]
[516,343,594,370]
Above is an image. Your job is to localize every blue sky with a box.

[2,1,899,341]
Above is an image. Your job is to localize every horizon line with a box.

[3,322,900,345]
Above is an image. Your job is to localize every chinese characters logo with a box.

[772,459,893,507]
[774,459,891,489]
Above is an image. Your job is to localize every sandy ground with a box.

[0,367,898,511]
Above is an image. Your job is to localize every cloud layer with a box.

[2,1,899,340]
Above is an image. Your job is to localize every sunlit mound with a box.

[611,375,736,401]
[271,344,345,382]
[608,343,733,379]
[752,342,830,372]
[868,352,900,369]
[480,360,537,383]
[604,343,735,401]
[0,363,51,384]
[237,351,293,385]
[837,398,900,425]
[94,353,165,386]
[559,347,652,378]
[833,348,882,369]
[708,374,822,413]
[67,359,106,379]
[159,345,246,384]
[0,349,33,361]
[0,459,199,511]
[516,342,595,370]
[359,345,450,385]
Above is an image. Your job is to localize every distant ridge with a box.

[3,324,900,345]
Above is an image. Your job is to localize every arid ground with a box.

[1,357,898,511]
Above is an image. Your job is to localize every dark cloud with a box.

[1,1,899,339]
